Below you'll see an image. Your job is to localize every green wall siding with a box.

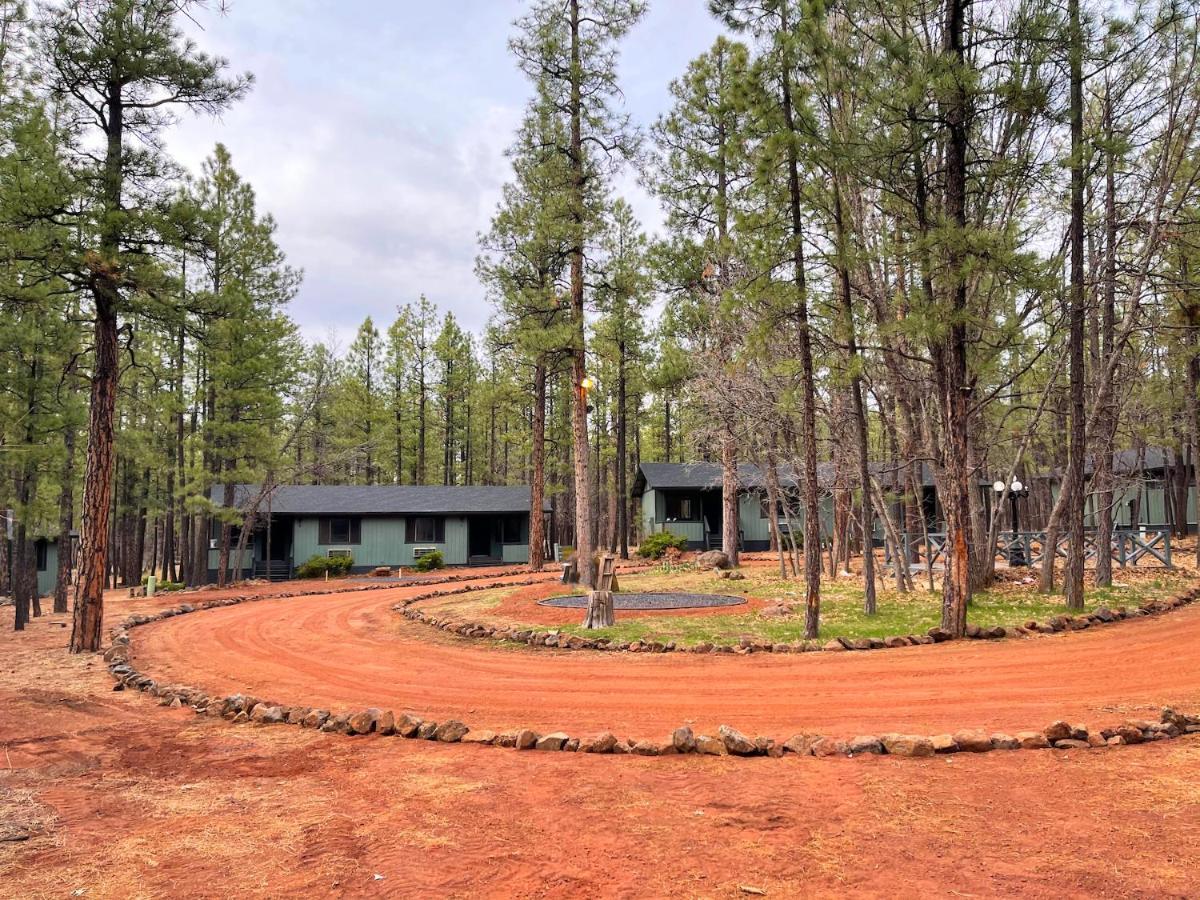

[293,515,469,566]
[740,493,772,543]
[36,541,58,597]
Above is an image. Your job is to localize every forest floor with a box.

[419,559,1191,646]
[3,565,1200,898]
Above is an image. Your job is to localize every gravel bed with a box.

[538,592,747,611]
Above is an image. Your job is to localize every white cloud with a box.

[164,1,724,344]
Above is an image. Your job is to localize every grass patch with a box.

[434,565,1190,648]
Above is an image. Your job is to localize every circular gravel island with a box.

[538,592,747,611]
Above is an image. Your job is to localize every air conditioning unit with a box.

[413,546,437,559]
[326,548,352,559]
[209,539,219,550]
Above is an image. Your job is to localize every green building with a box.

[633,462,841,551]
[209,484,551,581]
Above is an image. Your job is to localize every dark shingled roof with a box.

[632,461,937,496]
[634,462,835,494]
[212,484,549,516]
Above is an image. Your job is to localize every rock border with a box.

[396,581,1200,656]
[100,572,1200,761]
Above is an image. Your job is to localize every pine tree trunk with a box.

[1063,0,1087,610]
[70,295,119,652]
[568,0,594,588]
[935,0,973,637]
[1095,104,1118,587]
[617,344,629,559]
[529,360,547,571]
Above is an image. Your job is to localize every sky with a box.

[165,1,727,349]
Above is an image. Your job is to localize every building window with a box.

[406,516,445,544]
[499,515,522,544]
[35,540,48,572]
[319,516,361,545]
[666,493,699,521]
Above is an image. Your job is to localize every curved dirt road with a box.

[133,575,1200,740]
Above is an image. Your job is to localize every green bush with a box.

[296,554,354,579]
[412,549,445,572]
[637,531,689,559]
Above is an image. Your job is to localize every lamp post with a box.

[993,478,1030,566]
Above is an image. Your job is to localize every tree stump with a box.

[561,559,579,584]
[582,590,615,629]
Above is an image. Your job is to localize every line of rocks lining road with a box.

[100,572,1200,761]
[396,580,1200,655]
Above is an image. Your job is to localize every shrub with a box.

[637,531,689,559]
[412,549,445,572]
[296,554,354,579]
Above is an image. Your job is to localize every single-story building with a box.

[632,461,964,551]
[3,509,64,597]
[209,484,552,581]
[633,462,841,551]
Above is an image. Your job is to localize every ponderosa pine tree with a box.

[651,36,751,566]
[510,0,646,590]
[41,0,250,651]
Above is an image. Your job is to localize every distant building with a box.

[209,484,552,580]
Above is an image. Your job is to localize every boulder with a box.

[376,710,396,736]
[417,721,438,740]
[396,713,423,738]
[1053,738,1091,750]
[695,734,728,756]
[535,732,569,751]
[630,740,660,756]
[810,738,850,758]
[783,733,822,756]
[250,703,285,725]
[927,627,953,643]
[990,734,1020,751]
[952,730,993,753]
[515,729,540,750]
[301,710,330,729]
[461,730,497,745]
[1043,720,1073,743]
[579,732,618,754]
[672,726,697,753]
[696,550,732,570]
[435,720,469,743]
[931,734,958,754]
[881,734,935,758]
[1015,731,1050,750]
[719,725,758,756]
[348,708,380,735]
[848,735,884,755]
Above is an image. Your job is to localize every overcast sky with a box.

[165,1,726,349]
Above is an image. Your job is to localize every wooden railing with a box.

[885,527,1172,571]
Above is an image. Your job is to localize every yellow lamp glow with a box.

[580,376,595,392]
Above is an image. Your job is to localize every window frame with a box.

[500,514,522,545]
[406,516,445,544]
[665,492,700,522]
[319,516,362,546]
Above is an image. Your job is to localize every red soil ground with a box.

[133,574,1200,741]
[2,573,1199,897]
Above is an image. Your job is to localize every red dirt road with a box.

[133,575,1200,740]
[4,596,1200,897]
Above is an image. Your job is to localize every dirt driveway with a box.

[2,584,1199,898]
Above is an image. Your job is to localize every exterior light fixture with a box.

[993,478,1031,567]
